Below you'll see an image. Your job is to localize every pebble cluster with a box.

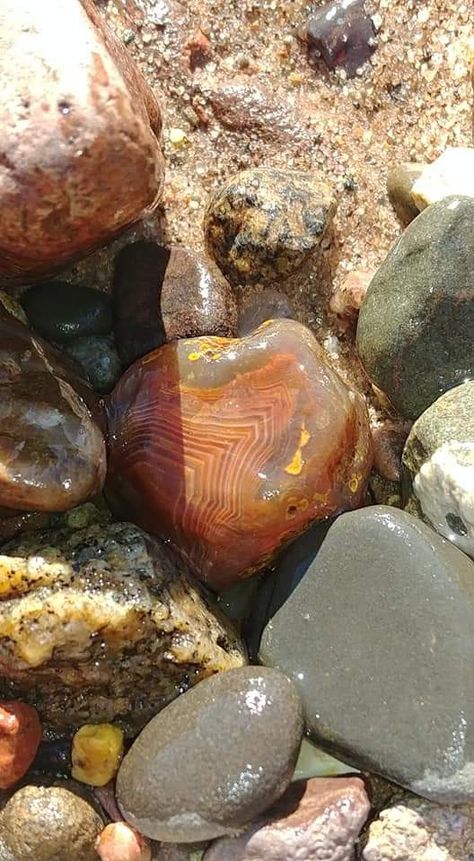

[0,1,473,860]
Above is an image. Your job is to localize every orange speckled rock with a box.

[107,319,371,589]
[0,0,164,285]
[0,701,42,789]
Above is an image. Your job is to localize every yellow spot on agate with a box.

[284,425,311,476]
[349,473,362,493]
[187,340,225,362]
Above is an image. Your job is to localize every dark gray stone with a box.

[116,666,303,842]
[259,505,474,803]
[64,335,122,395]
[356,196,474,419]
[21,280,112,342]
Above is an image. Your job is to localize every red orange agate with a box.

[107,319,371,588]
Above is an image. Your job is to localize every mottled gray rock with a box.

[64,335,122,394]
[362,795,474,860]
[402,381,474,558]
[259,506,474,803]
[356,196,474,419]
[203,777,370,861]
[117,667,303,842]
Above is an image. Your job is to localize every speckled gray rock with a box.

[0,522,245,736]
[0,783,104,861]
[362,795,474,861]
[204,167,337,285]
[203,777,370,861]
[356,196,474,419]
[113,241,237,367]
[259,506,474,803]
[386,163,424,226]
[402,381,474,558]
[63,335,122,394]
[117,666,303,842]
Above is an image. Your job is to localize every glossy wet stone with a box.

[116,666,303,841]
[204,777,369,861]
[237,290,294,337]
[64,335,122,395]
[0,522,245,736]
[0,306,106,512]
[304,0,377,78]
[113,241,237,367]
[356,196,474,419]
[259,506,474,803]
[204,168,336,285]
[106,319,371,589]
[402,380,474,558]
[21,281,112,343]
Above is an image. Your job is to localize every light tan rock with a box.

[362,796,474,861]
[412,148,474,209]
[0,0,164,285]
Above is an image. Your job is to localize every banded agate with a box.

[0,306,106,511]
[107,319,371,588]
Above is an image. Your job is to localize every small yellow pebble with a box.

[72,723,124,787]
[168,128,188,147]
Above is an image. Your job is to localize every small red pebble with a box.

[0,700,42,789]
[96,822,152,861]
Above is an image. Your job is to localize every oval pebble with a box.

[116,666,303,842]
[21,280,112,343]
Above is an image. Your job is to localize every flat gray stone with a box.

[259,505,474,803]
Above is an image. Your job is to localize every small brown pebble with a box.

[202,77,305,142]
[371,421,411,482]
[303,0,377,78]
[387,163,425,227]
[329,269,374,330]
[185,29,212,70]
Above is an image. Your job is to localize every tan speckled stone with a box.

[0,0,164,285]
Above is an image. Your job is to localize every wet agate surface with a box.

[0,308,106,511]
[107,319,372,588]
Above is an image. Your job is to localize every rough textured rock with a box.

[0,0,164,285]
[237,290,294,337]
[356,196,474,419]
[258,506,474,803]
[0,783,104,861]
[362,796,474,861]
[117,667,303,842]
[402,381,474,558]
[386,163,424,226]
[64,335,122,395]
[113,242,237,367]
[329,269,374,331]
[412,147,474,210]
[303,0,377,77]
[106,319,371,589]
[204,168,336,285]
[204,777,370,861]
[0,305,106,512]
[21,281,112,343]
[0,522,245,736]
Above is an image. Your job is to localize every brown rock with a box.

[329,269,375,331]
[113,241,237,367]
[204,777,370,861]
[386,164,425,227]
[371,421,411,482]
[0,0,164,285]
[202,77,306,142]
[362,796,474,861]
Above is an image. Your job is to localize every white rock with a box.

[412,147,474,209]
[413,441,474,558]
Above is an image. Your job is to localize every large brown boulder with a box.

[0,0,164,285]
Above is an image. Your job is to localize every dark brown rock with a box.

[113,241,237,367]
[204,168,337,286]
[0,306,106,512]
[303,0,377,78]
[0,0,164,285]
[202,77,306,142]
[117,667,303,842]
[204,777,370,861]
